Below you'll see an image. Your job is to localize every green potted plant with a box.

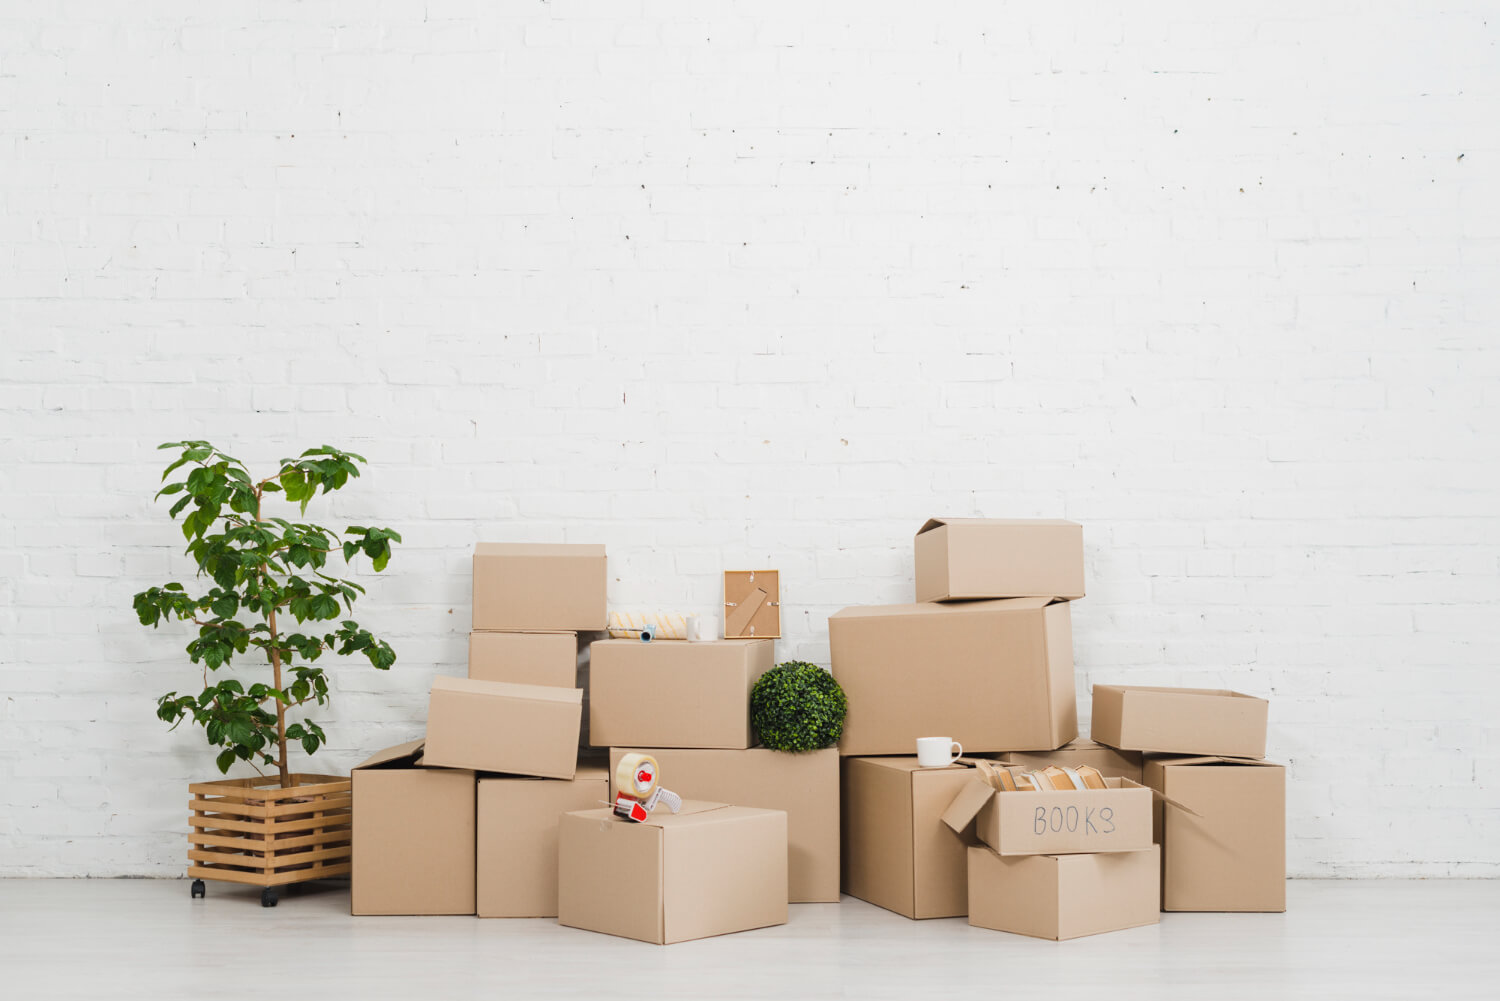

[750,661,848,751]
[133,441,400,906]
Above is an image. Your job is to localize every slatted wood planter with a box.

[188,773,351,904]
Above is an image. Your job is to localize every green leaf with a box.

[215,748,236,774]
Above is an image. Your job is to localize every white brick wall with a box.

[1,2,1497,877]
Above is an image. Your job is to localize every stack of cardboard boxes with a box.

[346,524,1285,945]
[350,543,609,919]
[350,543,796,945]
[831,518,1286,940]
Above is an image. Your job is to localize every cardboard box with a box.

[608,746,839,903]
[468,630,577,688]
[840,757,975,919]
[914,518,1084,602]
[967,844,1161,941]
[589,639,774,749]
[423,676,582,779]
[1003,738,1143,783]
[350,740,475,916]
[557,801,788,944]
[942,775,1154,856]
[472,542,606,632]
[1092,685,1268,759]
[1143,755,1286,912]
[828,598,1077,756]
[476,765,609,918]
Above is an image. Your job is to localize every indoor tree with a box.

[133,441,400,788]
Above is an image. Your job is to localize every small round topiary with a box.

[750,661,848,752]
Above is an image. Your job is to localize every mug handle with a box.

[950,741,963,764]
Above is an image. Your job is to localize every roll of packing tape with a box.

[615,753,659,800]
[607,612,688,641]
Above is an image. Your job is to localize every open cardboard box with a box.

[829,597,1077,755]
[967,844,1160,941]
[1092,685,1268,759]
[423,676,582,779]
[557,801,788,945]
[1144,755,1286,912]
[350,740,476,916]
[915,517,1084,602]
[941,769,1154,857]
[1003,739,1143,783]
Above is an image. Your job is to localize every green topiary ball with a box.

[750,661,848,752]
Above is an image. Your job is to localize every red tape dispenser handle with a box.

[612,753,683,823]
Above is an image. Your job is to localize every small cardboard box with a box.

[1143,755,1286,912]
[609,746,839,903]
[468,630,577,688]
[350,740,476,916]
[841,757,975,919]
[472,543,606,632]
[589,639,774,749]
[423,676,582,779]
[1003,739,1143,783]
[942,774,1154,856]
[828,598,1077,756]
[557,801,788,945]
[967,844,1161,941]
[1092,685,1268,759]
[476,765,609,918]
[914,518,1084,602]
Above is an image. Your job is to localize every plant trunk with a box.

[268,606,290,789]
[257,486,291,789]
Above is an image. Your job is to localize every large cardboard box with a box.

[589,639,774,749]
[840,757,975,919]
[608,746,839,903]
[476,765,609,918]
[942,775,1154,856]
[557,801,788,945]
[350,740,476,916]
[915,518,1084,602]
[828,598,1077,756]
[472,542,606,632]
[423,676,582,779]
[1092,685,1268,759]
[967,844,1161,941]
[1143,756,1286,912]
[1003,738,1143,783]
[468,630,577,688]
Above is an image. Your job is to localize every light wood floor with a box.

[1,879,1494,999]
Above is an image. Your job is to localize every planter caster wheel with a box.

[261,887,279,908]
[190,879,206,899]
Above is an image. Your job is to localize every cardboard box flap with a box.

[940,778,994,834]
[918,517,1080,535]
[431,674,582,706]
[475,542,605,559]
[354,739,425,770]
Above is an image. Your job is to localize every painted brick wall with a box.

[1,2,1497,877]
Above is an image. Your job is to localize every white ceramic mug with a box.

[916,736,963,768]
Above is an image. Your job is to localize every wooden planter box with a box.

[188,774,352,899]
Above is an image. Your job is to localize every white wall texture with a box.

[1,2,1497,878]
